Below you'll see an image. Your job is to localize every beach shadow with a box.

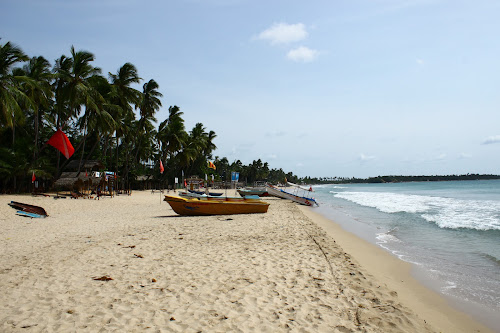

[154,215,184,219]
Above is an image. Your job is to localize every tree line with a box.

[0,41,301,193]
[303,174,500,184]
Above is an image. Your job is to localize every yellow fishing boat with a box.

[164,195,270,216]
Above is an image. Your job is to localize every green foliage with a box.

[2,41,298,192]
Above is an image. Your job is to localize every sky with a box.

[1,0,499,178]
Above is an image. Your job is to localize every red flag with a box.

[32,172,36,183]
[47,128,74,159]
[160,160,164,174]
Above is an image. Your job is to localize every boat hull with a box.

[164,195,269,216]
[9,201,48,216]
[237,189,269,197]
[187,189,223,196]
[266,185,318,207]
[179,192,260,201]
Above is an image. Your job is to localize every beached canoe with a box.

[164,195,269,216]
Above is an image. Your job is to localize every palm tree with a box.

[54,46,102,124]
[0,41,32,141]
[158,105,186,159]
[157,105,187,180]
[16,56,53,162]
[203,130,217,159]
[123,79,162,187]
[52,54,72,128]
[108,63,141,109]
[138,79,161,126]
[52,46,103,175]
[135,79,161,161]
[184,123,210,175]
[76,75,115,171]
[108,63,141,175]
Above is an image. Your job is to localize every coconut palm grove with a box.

[0,41,304,193]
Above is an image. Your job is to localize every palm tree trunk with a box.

[115,134,120,190]
[102,136,109,167]
[33,111,39,162]
[76,119,88,176]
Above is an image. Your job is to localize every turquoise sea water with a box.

[312,180,500,331]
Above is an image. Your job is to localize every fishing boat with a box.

[237,181,269,197]
[266,184,319,207]
[179,191,259,201]
[187,189,223,196]
[164,195,270,216]
[237,188,268,197]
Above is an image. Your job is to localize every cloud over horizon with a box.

[482,135,500,145]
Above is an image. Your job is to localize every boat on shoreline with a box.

[187,189,223,196]
[164,195,270,216]
[237,181,269,197]
[179,191,260,201]
[237,188,268,197]
[266,184,319,207]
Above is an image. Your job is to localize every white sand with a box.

[0,191,491,332]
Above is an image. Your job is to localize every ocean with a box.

[311,180,500,331]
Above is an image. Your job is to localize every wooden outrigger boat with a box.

[179,191,260,201]
[266,184,319,207]
[164,195,270,216]
[187,189,223,196]
[237,188,269,197]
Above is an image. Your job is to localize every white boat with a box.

[179,191,260,201]
[266,184,319,207]
[286,181,314,192]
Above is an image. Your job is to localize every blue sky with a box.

[2,0,499,177]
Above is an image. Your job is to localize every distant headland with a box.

[302,174,500,184]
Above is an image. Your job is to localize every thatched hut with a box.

[65,160,104,172]
[52,160,105,193]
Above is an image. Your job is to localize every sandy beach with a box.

[0,191,492,332]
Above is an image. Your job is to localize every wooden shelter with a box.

[52,160,105,195]
[186,176,204,190]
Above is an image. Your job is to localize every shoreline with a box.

[0,191,493,332]
[299,205,494,333]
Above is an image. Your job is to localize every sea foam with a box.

[334,191,500,231]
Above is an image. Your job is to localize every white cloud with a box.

[256,22,308,45]
[416,58,424,65]
[266,130,286,137]
[435,153,447,160]
[482,135,500,145]
[268,154,278,159]
[459,153,472,159]
[359,153,376,161]
[287,46,319,63]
